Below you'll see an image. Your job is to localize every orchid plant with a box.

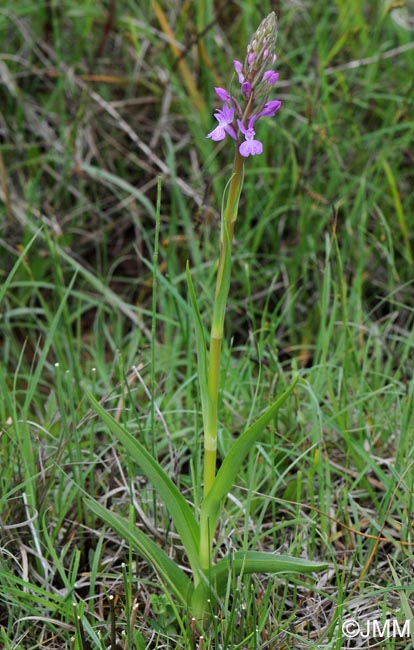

[85,13,326,627]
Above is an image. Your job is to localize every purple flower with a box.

[237,119,263,157]
[250,100,282,126]
[206,13,281,157]
[233,60,244,83]
[207,104,237,142]
[263,70,279,85]
[215,87,231,101]
[241,81,252,98]
[256,100,282,118]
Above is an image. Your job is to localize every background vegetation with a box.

[1,0,414,648]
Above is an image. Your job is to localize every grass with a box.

[1,0,414,647]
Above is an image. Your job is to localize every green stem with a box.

[203,149,244,500]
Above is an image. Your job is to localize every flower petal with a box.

[241,82,252,98]
[263,70,279,85]
[215,87,231,102]
[233,59,244,83]
[207,126,226,141]
[237,119,247,136]
[250,100,282,125]
[224,124,238,141]
[239,139,263,157]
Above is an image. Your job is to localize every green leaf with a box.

[193,550,328,604]
[382,159,412,263]
[87,499,193,605]
[211,221,232,338]
[186,262,212,432]
[0,229,40,304]
[23,272,78,416]
[84,387,202,581]
[200,376,299,554]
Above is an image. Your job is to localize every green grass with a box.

[1,0,414,648]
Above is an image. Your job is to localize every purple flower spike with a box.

[233,59,244,83]
[207,104,237,142]
[215,87,231,101]
[207,13,281,156]
[237,119,263,157]
[263,70,279,85]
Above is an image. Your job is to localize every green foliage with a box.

[86,498,193,605]
[84,386,202,582]
[85,376,324,624]
[1,0,414,647]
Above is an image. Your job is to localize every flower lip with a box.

[207,123,237,142]
[237,119,263,157]
[207,126,225,141]
[207,103,237,141]
[239,139,263,157]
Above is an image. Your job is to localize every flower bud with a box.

[246,12,277,76]
[215,87,231,101]
[239,12,278,96]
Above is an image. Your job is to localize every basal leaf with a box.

[200,376,299,554]
[87,499,193,605]
[193,550,327,606]
[85,387,201,580]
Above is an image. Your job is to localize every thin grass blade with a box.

[382,158,413,263]
[186,262,212,433]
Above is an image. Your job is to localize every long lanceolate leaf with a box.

[87,499,193,605]
[211,551,327,591]
[192,550,328,607]
[199,376,299,567]
[84,388,202,584]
